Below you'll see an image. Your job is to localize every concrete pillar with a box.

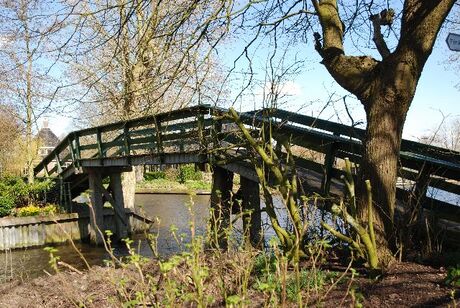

[209,166,233,249]
[241,176,262,248]
[110,173,129,240]
[122,169,136,209]
[88,171,104,245]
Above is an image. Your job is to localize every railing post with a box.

[44,164,49,177]
[96,128,104,165]
[55,152,62,174]
[197,112,205,149]
[68,137,76,166]
[412,164,432,210]
[73,132,81,168]
[123,123,131,164]
[179,129,185,152]
[321,133,339,195]
[154,116,164,163]
[210,112,222,165]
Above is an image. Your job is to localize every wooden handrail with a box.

[33,105,460,210]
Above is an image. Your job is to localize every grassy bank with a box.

[137,165,212,193]
[137,178,211,192]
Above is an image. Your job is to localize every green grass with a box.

[137,178,211,192]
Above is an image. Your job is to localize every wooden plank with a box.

[79,144,98,151]
[322,135,339,195]
[101,139,125,150]
[73,132,81,168]
[55,153,62,174]
[96,128,104,159]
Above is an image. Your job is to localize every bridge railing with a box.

[228,108,459,221]
[34,105,460,220]
[34,105,214,177]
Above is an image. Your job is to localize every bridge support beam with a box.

[209,166,233,249]
[110,173,129,240]
[88,171,104,245]
[241,176,262,248]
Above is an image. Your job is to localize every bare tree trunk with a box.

[358,95,407,256]
[23,1,34,184]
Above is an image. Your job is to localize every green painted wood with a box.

[78,144,98,151]
[33,105,460,216]
[153,117,164,162]
[73,133,81,168]
[55,153,62,174]
[321,135,339,195]
[96,128,104,159]
[102,139,125,151]
[123,124,131,157]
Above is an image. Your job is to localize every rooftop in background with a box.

[37,119,60,158]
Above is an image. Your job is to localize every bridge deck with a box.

[34,105,460,223]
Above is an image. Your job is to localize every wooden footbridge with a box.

[34,105,460,245]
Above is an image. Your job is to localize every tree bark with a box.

[358,91,408,253]
[312,0,456,258]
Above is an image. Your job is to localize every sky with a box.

[219,24,460,142]
[43,6,460,143]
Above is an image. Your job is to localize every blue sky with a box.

[216,24,459,142]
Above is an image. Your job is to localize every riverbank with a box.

[0,251,456,307]
[136,178,211,194]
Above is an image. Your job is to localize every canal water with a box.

[0,194,211,283]
[0,193,326,283]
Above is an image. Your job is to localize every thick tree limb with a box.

[400,0,456,63]
[370,10,392,59]
[312,0,378,104]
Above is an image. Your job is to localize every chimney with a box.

[43,118,49,129]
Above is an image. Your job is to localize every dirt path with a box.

[0,261,457,307]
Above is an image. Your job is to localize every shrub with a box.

[0,195,15,217]
[40,204,59,215]
[164,167,179,181]
[144,171,166,181]
[17,205,41,217]
[445,265,460,287]
[177,164,202,183]
[16,203,59,217]
[0,176,56,217]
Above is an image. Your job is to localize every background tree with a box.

[0,105,25,176]
[59,0,228,207]
[0,0,63,182]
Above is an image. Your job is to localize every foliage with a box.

[321,158,380,270]
[445,265,460,287]
[0,194,15,217]
[138,178,211,192]
[177,164,203,183]
[16,204,59,217]
[16,205,41,217]
[0,176,55,217]
[144,171,166,181]
[140,166,209,192]
[0,107,25,177]
[226,108,307,260]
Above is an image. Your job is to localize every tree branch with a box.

[312,0,378,104]
[369,10,393,59]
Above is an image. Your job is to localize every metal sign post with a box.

[446,33,460,51]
